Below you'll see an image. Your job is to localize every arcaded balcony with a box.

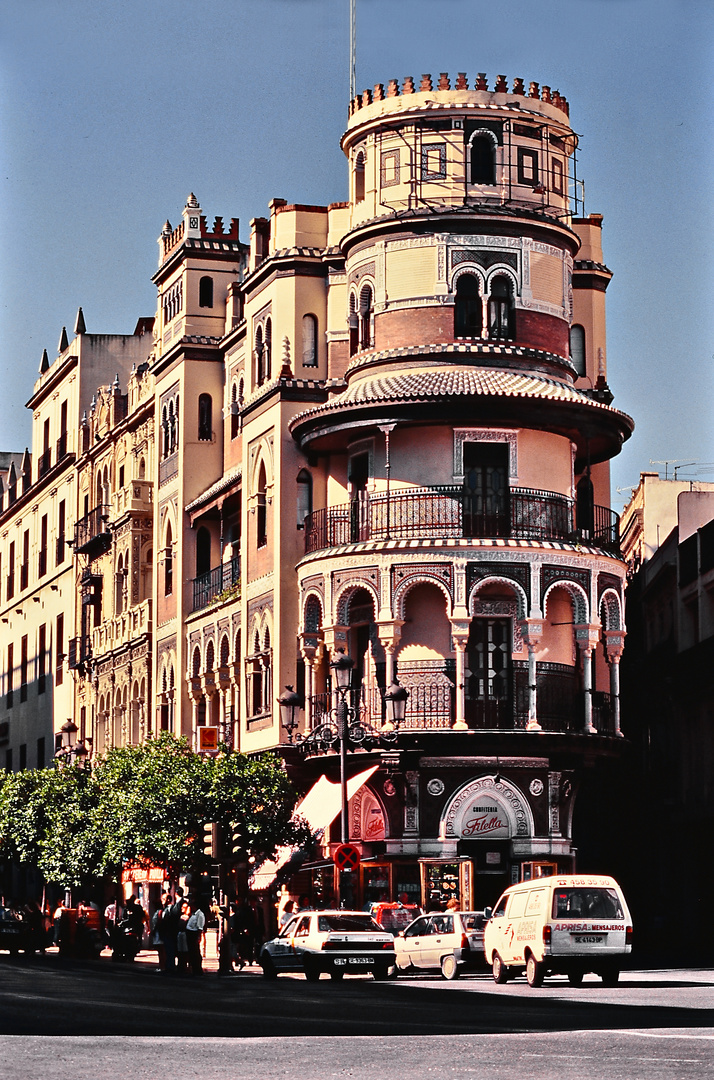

[304,486,620,556]
[305,664,616,740]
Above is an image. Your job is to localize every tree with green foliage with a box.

[0,734,310,890]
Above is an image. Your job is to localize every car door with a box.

[269,916,301,971]
[290,914,313,968]
[421,914,454,969]
[396,915,430,969]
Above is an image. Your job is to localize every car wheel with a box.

[261,955,278,980]
[441,954,460,980]
[303,960,321,982]
[492,953,509,984]
[373,966,391,981]
[568,970,584,986]
[330,969,344,981]
[526,954,545,988]
[601,967,620,986]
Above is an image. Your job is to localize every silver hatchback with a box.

[394,910,487,979]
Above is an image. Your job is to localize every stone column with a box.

[575,624,601,734]
[603,629,626,737]
[518,619,543,731]
[376,619,404,686]
[449,619,471,730]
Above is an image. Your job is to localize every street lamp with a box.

[383,679,409,730]
[278,685,303,742]
[330,652,355,846]
[55,720,89,766]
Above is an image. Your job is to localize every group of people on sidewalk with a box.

[151,888,206,975]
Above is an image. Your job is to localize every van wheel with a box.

[568,971,584,986]
[601,967,620,986]
[492,953,509,984]
[441,954,459,980]
[526,955,545,988]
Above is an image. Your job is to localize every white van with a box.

[483,874,632,987]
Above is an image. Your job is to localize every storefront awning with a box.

[249,765,378,891]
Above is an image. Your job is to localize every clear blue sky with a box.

[2,0,712,505]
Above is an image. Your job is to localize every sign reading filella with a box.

[333,843,361,872]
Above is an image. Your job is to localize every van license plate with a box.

[573,935,604,944]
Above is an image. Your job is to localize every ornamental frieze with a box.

[598,572,623,599]
[541,564,590,597]
[467,561,530,595]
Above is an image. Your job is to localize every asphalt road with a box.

[0,954,712,1079]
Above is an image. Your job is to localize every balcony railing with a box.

[74,504,111,553]
[304,487,620,556]
[56,432,67,463]
[37,449,52,480]
[191,555,241,612]
[159,452,179,486]
[303,662,614,737]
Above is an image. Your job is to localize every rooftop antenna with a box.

[673,462,696,479]
[649,459,689,481]
[349,0,356,102]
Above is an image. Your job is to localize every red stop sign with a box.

[333,843,361,871]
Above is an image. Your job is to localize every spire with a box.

[39,348,50,374]
[162,220,172,236]
[74,307,86,335]
[58,326,69,353]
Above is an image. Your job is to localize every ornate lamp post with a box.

[278,685,303,742]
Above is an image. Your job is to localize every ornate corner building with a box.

[0,69,633,910]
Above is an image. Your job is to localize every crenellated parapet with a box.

[349,72,569,118]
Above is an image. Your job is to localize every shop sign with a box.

[460,798,509,838]
[121,864,166,884]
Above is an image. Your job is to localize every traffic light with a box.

[202,822,221,860]
[230,820,245,861]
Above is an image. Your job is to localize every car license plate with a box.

[348,957,374,965]
[573,935,604,944]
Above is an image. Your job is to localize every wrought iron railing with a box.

[74,505,110,552]
[191,555,241,612]
[305,486,620,556]
[302,662,613,737]
[37,449,52,480]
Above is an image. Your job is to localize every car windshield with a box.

[551,888,624,920]
[461,912,486,932]
[317,914,381,933]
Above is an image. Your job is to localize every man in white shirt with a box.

[185,905,206,975]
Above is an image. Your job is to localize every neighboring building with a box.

[620,482,714,957]
[1,68,636,915]
[620,470,714,574]
[0,316,153,774]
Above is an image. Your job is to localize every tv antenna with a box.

[649,459,694,481]
[349,0,356,102]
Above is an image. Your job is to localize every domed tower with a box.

[287,72,633,909]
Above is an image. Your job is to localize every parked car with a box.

[369,902,421,935]
[394,910,488,979]
[0,908,34,955]
[483,874,632,987]
[260,910,396,981]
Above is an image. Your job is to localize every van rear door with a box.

[549,885,628,957]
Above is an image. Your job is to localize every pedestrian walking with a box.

[185,905,206,975]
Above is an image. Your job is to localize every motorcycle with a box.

[110,917,142,961]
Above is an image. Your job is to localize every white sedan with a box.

[260,910,396,981]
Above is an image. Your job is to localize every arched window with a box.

[348,293,358,357]
[161,406,169,459]
[196,526,211,577]
[206,640,215,672]
[138,456,146,479]
[256,462,267,548]
[230,383,239,440]
[255,325,264,386]
[168,400,176,454]
[192,646,201,677]
[570,324,586,377]
[576,472,595,538]
[488,276,514,341]
[454,274,482,338]
[296,469,313,529]
[199,275,214,309]
[302,314,318,367]
[470,134,496,185]
[198,393,212,441]
[359,284,373,349]
[264,318,272,381]
[220,635,230,667]
[355,150,365,203]
[164,523,173,596]
[115,553,124,616]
